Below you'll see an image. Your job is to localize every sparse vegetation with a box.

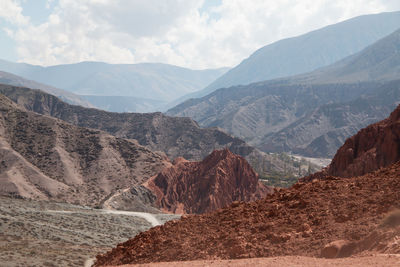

[259,173,299,188]
[250,152,320,187]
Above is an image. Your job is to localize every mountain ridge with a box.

[194,11,400,98]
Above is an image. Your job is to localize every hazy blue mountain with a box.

[80,95,167,113]
[0,70,93,107]
[180,11,400,101]
[168,26,400,158]
[0,60,229,112]
[293,28,400,84]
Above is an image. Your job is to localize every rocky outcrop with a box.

[304,104,400,180]
[94,160,400,266]
[146,149,272,214]
[327,104,400,177]
[0,93,169,207]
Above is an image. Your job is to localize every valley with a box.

[0,5,400,267]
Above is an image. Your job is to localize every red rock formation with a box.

[304,104,400,180]
[94,160,400,266]
[145,149,272,214]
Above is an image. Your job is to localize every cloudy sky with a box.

[1,0,399,69]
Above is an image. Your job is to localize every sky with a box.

[0,0,400,69]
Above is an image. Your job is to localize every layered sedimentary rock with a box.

[146,149,272,214]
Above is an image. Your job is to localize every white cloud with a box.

[6,0,400,68]
[0,0,29,25]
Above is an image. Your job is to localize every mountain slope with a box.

[168,27,400,158]
[0,60,229,112]
[0,84,318,179]
[0,70,92,108]
[294,28,400,84]
[260,80,400,157]
[193,11,400,98]
[0,93,169,207]
[146,149,272,214]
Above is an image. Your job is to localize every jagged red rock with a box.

[145,149,272,214]
[304,104,400,180]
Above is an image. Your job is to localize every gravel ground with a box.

[0,196,179,267]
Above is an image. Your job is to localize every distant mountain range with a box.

[168,27,400,158]
[293,28,400,84]
[177,11,400,102]
[79,95,166,113]
[0,60,229,112]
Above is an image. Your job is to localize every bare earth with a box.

[108,255,400,267]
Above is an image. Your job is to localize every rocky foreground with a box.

[94,161,400,266]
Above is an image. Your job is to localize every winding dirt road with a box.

[102,209,161,227]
